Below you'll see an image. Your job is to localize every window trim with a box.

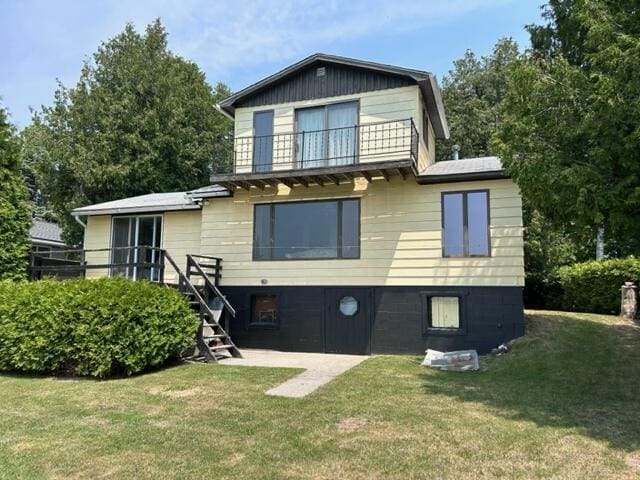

[420,291,468,336]
[248,293,279,329]
[441,189,491,258]
[252,197,361,261]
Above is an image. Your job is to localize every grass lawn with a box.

[1,311,639,479]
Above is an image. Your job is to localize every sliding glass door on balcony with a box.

[295,101,358,169]
[110,215,162,281]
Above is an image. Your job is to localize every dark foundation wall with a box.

[222,286,524,355]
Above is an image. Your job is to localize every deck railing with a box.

[28,247,223,286]
[233,118,418,173]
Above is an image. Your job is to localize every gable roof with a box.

[218,53,450,139]
[30,219,65,246]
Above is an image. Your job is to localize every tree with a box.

[20,124,57,221]
[0,104,31,280]
[31,20,233,244]
[436,38,520,161]
[494,1,640,257]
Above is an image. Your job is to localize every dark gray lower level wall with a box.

[222,286,524,355]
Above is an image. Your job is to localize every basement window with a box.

[250,295,278,328]
[429,297,460,329]
[421,293,466,336]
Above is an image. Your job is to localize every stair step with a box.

[210,344,233,351]
[203,334,226,339]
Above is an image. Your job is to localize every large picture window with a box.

[253,199,360,260]
[442,190,490,257]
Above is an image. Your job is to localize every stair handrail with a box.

[186,254,236,317]
[163,250,226,326]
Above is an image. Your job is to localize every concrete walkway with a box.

[219,349,368,398]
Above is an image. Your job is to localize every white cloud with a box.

[1,0,513,126]
[117,0,511,77]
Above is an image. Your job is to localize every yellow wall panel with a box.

[199,178,524,287]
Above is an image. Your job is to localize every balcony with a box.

[210,119,419,190]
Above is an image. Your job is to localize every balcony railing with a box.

[233,118,418,174]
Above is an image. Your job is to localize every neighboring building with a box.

[72,53,525,355]
[30,219,68,258]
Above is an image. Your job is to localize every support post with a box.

[621,282,637,323]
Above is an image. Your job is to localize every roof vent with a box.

[316,66,326,77]
[452,145,460,161]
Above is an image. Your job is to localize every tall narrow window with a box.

[442,191,490,257]
[422,108,429,151]
[253,110,274,173]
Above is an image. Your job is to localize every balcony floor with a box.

[209,159,417,190]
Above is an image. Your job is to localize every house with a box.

[30,219,68,258]
[71,53,525,355]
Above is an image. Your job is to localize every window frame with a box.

[441,189,491,258]
[248,294,279,329]
[252,109,275,173]
[252,198,361,261]
[420,291,467,336]
[109,214,163,280]
[294,100,360,167]
[422,108,429,152]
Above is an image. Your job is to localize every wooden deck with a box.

[209,158,417,191]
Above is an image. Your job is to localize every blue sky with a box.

[0,0,543,128]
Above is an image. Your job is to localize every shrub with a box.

[0,104,31,280]
[0,278,199,378]
[557,257,640,314]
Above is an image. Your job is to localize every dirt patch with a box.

[10,441,38,452]
[337,416,368,432]
[149,419,175,429]
[147,385,203,399]
[79,416,111,428]
[626,452,640,473]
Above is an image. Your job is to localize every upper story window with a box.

[422,108,429,151]
[254,198,360,260]
[253,110,274,173]
[295,101,358,169]
[442,190,490,257]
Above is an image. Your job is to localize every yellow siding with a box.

[162,210,202,282]
[199,178,524,287]
[84,215,111,278]
[82,210,202,281]
[416,90,436,173]
[233,86,422,173]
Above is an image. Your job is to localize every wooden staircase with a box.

[163,251,241,362]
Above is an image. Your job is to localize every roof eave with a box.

[416,170,506,185]
[71,203,202,217]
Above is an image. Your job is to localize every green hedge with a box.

[0,278,199,378]
[557,257,640,314]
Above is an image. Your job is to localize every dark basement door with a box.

[324,288,372,355]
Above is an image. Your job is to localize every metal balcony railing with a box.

[233,118,418,173]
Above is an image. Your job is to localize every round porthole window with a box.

[339,296,359,316]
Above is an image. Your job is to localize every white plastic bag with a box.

[421,349,479,371]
